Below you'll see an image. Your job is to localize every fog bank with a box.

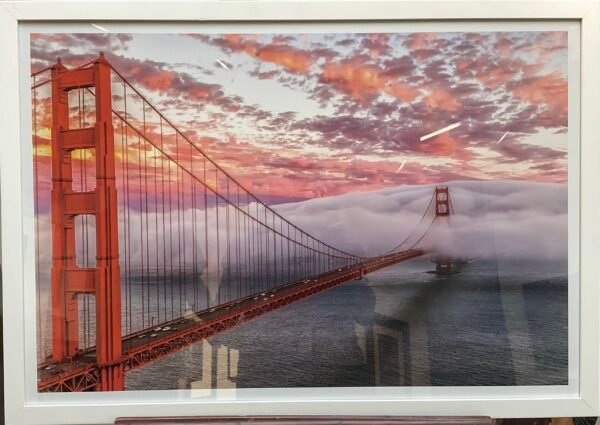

[273,180,567,261]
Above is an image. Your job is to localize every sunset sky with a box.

[30,30,568,204]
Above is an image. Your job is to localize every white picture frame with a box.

[1,1,599,424]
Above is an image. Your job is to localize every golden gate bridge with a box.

[31,54,455,392]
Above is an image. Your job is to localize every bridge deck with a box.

[38,249,425,391]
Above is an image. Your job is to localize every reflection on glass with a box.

[31,30,569,392]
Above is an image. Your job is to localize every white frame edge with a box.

[1,1,599,424]
[577,0,600,416]
[0,2,27,425]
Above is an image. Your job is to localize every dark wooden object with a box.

[116,416,492,425]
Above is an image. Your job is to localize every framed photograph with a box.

[1,1,599,424]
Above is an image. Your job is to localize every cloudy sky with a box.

[31,30,568,204]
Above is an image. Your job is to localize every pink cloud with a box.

[321,60,419,103]
[510,71,567,114]
[405,33,438,51]
[423,88,461,112]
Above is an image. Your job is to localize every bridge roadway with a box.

[38,248,425,391]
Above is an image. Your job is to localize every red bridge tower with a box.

[50,54,124,391]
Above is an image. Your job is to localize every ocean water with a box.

[125,257,568,390]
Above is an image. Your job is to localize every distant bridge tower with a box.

[433,187,455,275]
[50,54,124,391]
[434,187,450,217]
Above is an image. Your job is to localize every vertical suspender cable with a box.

[160,118,167,323]
[138,133,145,330]
[203,157,209,310]
[175,132,184,317]
[143,105,151,328]
[226,179,231,303]
[215,169,221,304]
[191,142,198,312]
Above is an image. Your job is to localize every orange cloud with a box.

[136,70,176,92]
[423,88,461,112]
[384,83,420,102]
[476,64,516,90]
[522,31,567,61]
[416,132,473,161]
[406,33,437,51]
[256,45,312,73]
[365,34,389,58]
[510,71,567,115]
[495,37,513,57]
[216,35,313,73]
[322,61,419,102]
[456,60,470,72]
[322,63,381,100]
[224,34,241,44]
